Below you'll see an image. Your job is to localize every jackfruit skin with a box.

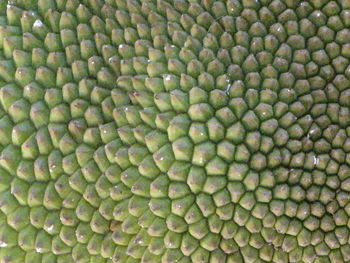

[1,0,350,262]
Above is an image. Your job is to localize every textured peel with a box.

[1,0,350,263]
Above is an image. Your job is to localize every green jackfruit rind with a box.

[1,0,350,263]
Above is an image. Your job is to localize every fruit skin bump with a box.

[2,0,350,262]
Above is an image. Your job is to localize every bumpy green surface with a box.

[1,0,350,262]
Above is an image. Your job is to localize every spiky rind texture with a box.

[1,0,350,263]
